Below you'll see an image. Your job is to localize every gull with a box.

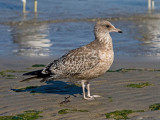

[21,0,37,13]
[21,20,122,100]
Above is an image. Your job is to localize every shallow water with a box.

[0,0,160,61]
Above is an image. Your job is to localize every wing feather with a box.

[42,47,100,77]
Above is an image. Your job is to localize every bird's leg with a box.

[86,81,101,98]
[81,80,87,99]
[86,81,91,97]
[81,80,94,100]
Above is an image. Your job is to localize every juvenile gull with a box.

[22,20,122,100]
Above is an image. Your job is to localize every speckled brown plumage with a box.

[22,20,122,100]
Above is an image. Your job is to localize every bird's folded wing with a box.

[42,47,100,76]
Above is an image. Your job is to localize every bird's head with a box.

[94,20,122,38]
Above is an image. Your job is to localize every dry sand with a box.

[0,56,160,120]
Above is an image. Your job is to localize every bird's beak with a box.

[113,28,123,33]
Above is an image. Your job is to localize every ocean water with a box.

[0,0,160,60]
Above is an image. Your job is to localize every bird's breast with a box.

[73,50,114,80]
[98,50,114,72]
[99,50,114,62]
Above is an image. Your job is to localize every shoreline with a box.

[0,55,159,70]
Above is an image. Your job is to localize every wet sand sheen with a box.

[0,58,160,120]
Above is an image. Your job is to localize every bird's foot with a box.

[88,95,101,98]
[83,96,95,100]
[83,95,101,100]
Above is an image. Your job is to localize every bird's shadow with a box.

[11,81,82,97]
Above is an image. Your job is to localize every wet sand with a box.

[1,0,160,119]
[0,57,160,120]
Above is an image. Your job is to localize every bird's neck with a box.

[95,32,111,42]
[95,32,113,49]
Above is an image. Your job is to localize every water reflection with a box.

[10,16,52,56]
[148,0,155,11]
[3,12,160,58]
[134,14,160,56]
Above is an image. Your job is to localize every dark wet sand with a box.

[0,56,160,120]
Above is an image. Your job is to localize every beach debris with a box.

[0,110,42,120]
[58,108,89,114]
[149,103,160,111]
[32,64,46,67]
[59,96,71,104]
[108,97,113,102]
[105,110,144,120]
[0,70,26,79]
[126,82,153,88]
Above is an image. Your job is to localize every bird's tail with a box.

[21,69,50,82]
[20,76,39,82]
[23,69,43,76]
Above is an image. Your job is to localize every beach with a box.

[0,0,160,119]
[0,56,160,120]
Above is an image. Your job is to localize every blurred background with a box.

[0,0,160,61]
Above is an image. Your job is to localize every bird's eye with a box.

[106,25,110,28]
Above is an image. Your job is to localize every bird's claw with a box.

[92,95,101,98]
[84,95,101,100]
[83,97,95,100]
[88,95,101,98]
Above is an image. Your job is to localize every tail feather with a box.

[21,69,50,82]
[23,69,43,76]
[20,76,39,82]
